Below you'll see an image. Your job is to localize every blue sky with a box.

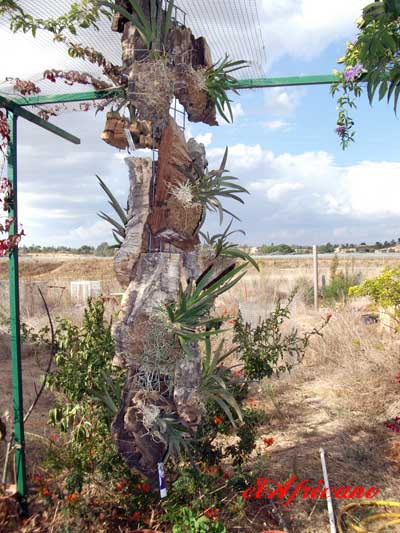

[2,0,400,247]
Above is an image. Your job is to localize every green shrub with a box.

[233,295,324,381]
[349,267,400,324]
[46,298,129,491]
[322,273,359,303]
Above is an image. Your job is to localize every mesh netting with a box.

[0,0,266,99]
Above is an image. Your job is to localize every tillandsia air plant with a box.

[200,219,259,271]
[332,0,400,149]
[96,175,128,248]
[176,147,249,225]
[99,0,175,53]
[206,55,248,123]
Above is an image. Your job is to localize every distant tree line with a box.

[256,238,400,255]
[19,241,115,257]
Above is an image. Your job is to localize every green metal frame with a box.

[6,111,27,511]
[9,74,340,108]
[1,102,80,514]
[0,72,338,513]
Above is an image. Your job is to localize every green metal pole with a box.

[6,110,28,513]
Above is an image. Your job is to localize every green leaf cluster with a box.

[233,295,317,381]
[200,219,259,271]
[200,338,243,427]
[349,267,400,313]
[96,174,128,248]
[9,0,108,37]
[46,299,127,490]
[206,55,248,123]
[100,0,174,52]
[165,262,248,354]
[333,0,400,148]
[171,507,226,533]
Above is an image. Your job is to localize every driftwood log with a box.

[111,119,207,484]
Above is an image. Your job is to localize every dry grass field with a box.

[1,254,400,532]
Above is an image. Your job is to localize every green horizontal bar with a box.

[8,75,339,107]
[233,74,339,89]
[13,87,125,107]
[0,95,80,144]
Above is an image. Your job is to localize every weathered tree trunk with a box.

[111,119,207,485]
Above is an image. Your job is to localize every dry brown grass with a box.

[241,306,400,532]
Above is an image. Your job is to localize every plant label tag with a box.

[158,462,167,498]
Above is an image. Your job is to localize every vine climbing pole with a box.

[0,95,80,512]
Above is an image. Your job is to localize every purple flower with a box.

[344,64,363,82]
[336,125,347,136]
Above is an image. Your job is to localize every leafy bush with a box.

[349,267,400,323]
[321,254,360,303]
[322,273,359,303]
[46,298,128,491]
[233,295,326,380]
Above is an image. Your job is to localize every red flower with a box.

[49,434,58,443]
[204,508,219,521]
[223,471,230,479]
[235,370,242,377]
[141,483,150,493]
[66,492,78,502]
[263,437,274,447]
[128,511,140,522]
[213,416,223,425]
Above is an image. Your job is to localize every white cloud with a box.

[195,132,213,147]
[210,143,400,219]
[265,182,304,201]
[264,88,304,115]
[263,120,291,130]
[231,103,244,120]
[217,102,245,125]
[260,0,366,66]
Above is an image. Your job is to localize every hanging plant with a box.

[175,147,249,224]
[206,55,248,123]
[100,0,175,53]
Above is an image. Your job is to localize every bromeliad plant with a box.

[206,55,248,123]
[100,0,175,53]
[164,262,248,356]
[332,0,400,149]
[96,174,128,248]
[200,338,243,428]
[175,147,249,224]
